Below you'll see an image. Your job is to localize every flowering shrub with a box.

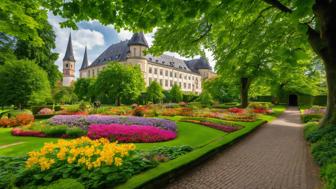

[133,106,147,117]
[15,137,157,188]
[88,124,177,142]
[181,119,241,133]
[252,108,272,114]
[16,113,34,125]
[0,113,34,127]
[37,108,54,115]
[302,106,325,123]
[26,137,135,170]
[0,117,17,127]
[49,115,177,131]
[228,107,244,114]
[11,128,46,137]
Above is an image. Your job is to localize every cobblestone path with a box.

[165,107,321,189]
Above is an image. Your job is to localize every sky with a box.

[48,13,215,78]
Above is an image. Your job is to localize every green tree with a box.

[14,19,61,87]
[0,59,51,108]
[54,86,78,104]
[146,81,164,104]
[169,84,183,103]
[74,78,96,101]
[198,91,214,107]
[95,62,145,106]
[203,77,239,103]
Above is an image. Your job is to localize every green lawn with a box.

[0,105,286,188]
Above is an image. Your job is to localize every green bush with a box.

[65,128,87,138]
[321,163,336,189]
[305,124,336,189]
[42,126,67,137]
[7,109,32,118]
[35,114,55,119]
[198,92,213,107]
[0,156,26,189]
[39,179,84,189]
[147,146,193,162]
[301,114,323,123]
[32,105,61,115]
[303,122,319,140]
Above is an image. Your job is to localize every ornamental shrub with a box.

[88,124,177,142]
[147,146,193,162]
[15,137,157,188]
[42,126,68,137]
[15,113,34,125]
[65,127,87,138]
[38,108,54,115]
[11,128,46,137]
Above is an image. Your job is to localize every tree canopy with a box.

[95,62,145,106]
[146,81,164,104]
[169,84,183,103]
[0,59,51,108]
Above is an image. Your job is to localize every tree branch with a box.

[262,0,293,13]
[306,24,327,58]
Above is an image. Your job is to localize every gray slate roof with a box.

[86,33,212,73]
[63,34,75,62]
[128,32,148,47]
[80,46,89,70]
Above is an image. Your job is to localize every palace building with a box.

[62,32,216,93]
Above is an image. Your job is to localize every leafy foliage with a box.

[74,78,96,101]
[95,62,145,105]
[146,81,164,104]
[0,59,51,107]
[169,84,183,103]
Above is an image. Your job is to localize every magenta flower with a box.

[88,124,177,143]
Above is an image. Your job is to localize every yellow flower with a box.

[114,157,122,166]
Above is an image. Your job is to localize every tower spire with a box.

[128,32,148,47]
[80,46,88,70]
[63,33,75,61]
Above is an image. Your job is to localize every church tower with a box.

[63,33,76,86]
[79,46,89,78]
[127,32,148,75]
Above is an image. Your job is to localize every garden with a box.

[0,102,285,188]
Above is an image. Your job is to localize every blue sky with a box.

[48,13,215,78]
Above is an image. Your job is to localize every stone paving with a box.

[165,107,321,189]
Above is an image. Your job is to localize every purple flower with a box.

[49,115,177,131]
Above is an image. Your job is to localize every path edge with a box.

[135,120,268,189]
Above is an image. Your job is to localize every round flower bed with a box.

[88,124,177,143]
[49,115,177,131]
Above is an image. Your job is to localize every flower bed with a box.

[161,107,193,116]
[302,106,325,123]
[11,128,46,137]
[88,124,177,142]
[0,113,34,127]
[180,119,242,133]
[49,115,177,131]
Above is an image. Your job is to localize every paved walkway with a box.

[165,107,321,189]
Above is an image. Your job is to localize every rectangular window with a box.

[165,80,168,87]
[134,48,136,56]
[170,80,173,87]
[92,70,95,77]
[165,70,168,76]
[149,67,152,73]
[184,75,187,79]
[180,74,182,79]
[170,71,173,77]
[175,72,177,78]
[160,69,163,75]
[160,79,163,85]
[184,83,186,88]
[149,78,152,83]
[154,68,157,74]
[188,83,191,89]
[189,76,191,80]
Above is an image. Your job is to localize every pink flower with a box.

[88,124,176,143]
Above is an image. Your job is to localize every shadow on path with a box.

[165,107,321,189]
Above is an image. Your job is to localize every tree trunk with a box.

[308,0,336,126]
[240,77,250,108]
[115,96,121,106]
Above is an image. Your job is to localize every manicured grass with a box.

[0,129,58,156]
[0,105,286,189]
